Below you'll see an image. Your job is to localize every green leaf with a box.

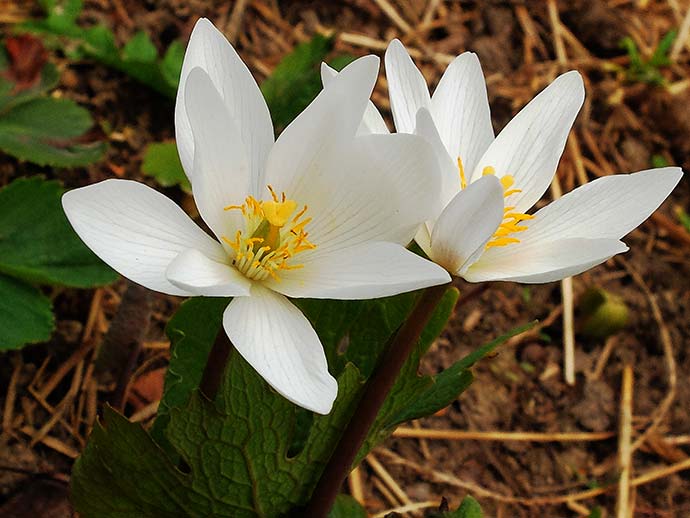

[72,351,365,517]
[439,496,483,518]
[0,97,105,166]
[141,141,191,192]
[261,34,334,131]
[0,273,54,351]
[389,367,473,425]
[0,177,117,287]
[21,10,181,99]
[328,495,367,518]
[453,321,536,371]
[0,62,60,113]
[122,31,158,63]
[160,40,184,88]
[150,296,228,446]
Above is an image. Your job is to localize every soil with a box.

[1,1,690,517]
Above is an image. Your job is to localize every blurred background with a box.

[0,1,689,516]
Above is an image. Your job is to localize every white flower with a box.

[380,39,683,283]
[62,20,450,414]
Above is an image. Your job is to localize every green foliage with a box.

[327,495,367,518]
[651,154,669,168]
[0,40,105,166]
[0,177,117,350]
[436,496,483,517]
[0,177,117,287]
[578,287,629,339]
[72,289,532,516]
[676,207,690,233]
[0,273,54,351]
[141,141,190,192]
[22,0,184,98]
[620,30,676,85]
[261,34,355,131]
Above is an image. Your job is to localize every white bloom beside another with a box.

[382,39,683,283]
[62,20,451,415]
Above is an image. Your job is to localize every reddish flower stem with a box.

[303,282,451,517]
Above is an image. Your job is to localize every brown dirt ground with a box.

[1,1,690,517]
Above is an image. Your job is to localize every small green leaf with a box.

[261,34,334,131]
[651,154,669,168]
[0,97,105,166]
[141,141,191,192]
[0,273,54,351]
[122,31,158,63]
[0,177,117,287]
[328,494,367,518]
[160,41,184,88]
[578,287,628,339]
[82,25,118,59]
[439,496,483,518]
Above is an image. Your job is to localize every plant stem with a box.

[303,282,451,517]
[199,328,233,400]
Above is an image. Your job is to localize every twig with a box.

[377,447,690,506]
[226,0,250,44]
[372,501,439,518]
[670,5,690,61]
[589,336,618,380]
[617,258,677,452]
[1,353,22,441]
[616,365,634,518]
[392,427,615,442]
[366,453,414,511]
[550,160,576,385]
[547,0,568,66]
[348,465,365,505]
[372,0,412,33]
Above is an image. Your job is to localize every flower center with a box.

[479,165,534,249]
[222,185,315,282]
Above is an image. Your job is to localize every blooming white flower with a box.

[62,20,450,414]
[378,39,683,283]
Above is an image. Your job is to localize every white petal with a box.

[62,180,225,296]
[175,18,273,188]
[267,242,450,299]
[385,39,431,134]
[165,248,251,296]
[185,67,250,241]
[223,285,337,414]
[414,107,462,211]
[265,56,380,196]
[516,167,683,244]
[471,71,584,213]
[464,238,628,283]
[320,62,389,135]
[291,133,440,260]
[414,223,433,258]
[431,52,494,173]
[430,175,505,275]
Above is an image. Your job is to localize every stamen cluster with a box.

[481,166,534,249]
[223,186,315,281]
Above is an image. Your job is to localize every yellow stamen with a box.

[480,169,533,250]
[220,187,315,282]
[457,157,467,189]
